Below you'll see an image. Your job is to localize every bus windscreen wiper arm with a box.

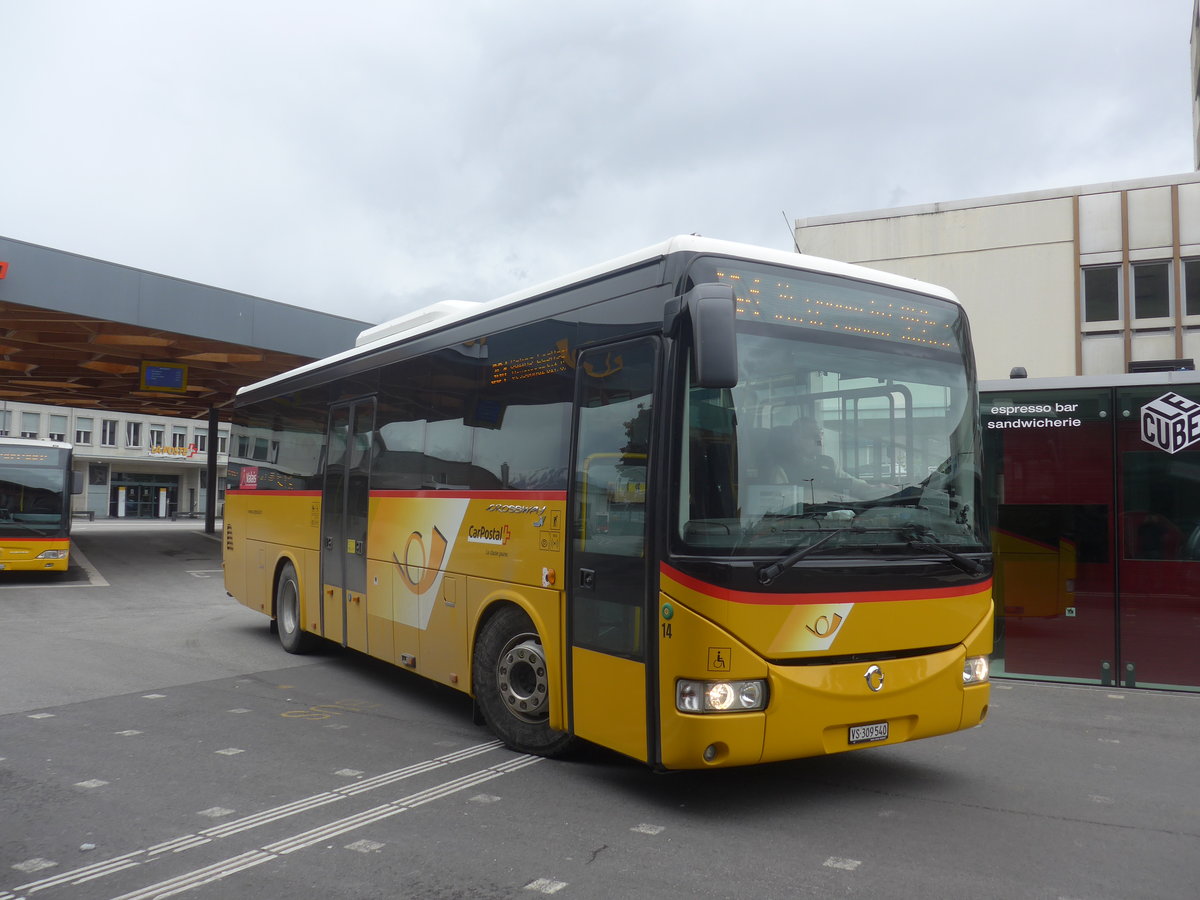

[757,525,895,585]
[905,540,985,575]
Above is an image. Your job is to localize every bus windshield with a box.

[0,448,70,535]
[678,261,984,556]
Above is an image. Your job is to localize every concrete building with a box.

[794,172,1200,381]
[1,399,229,518]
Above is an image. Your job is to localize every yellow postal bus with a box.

[223,236,992,769]
[0,437,75,572]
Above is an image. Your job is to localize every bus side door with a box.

[569,337,658,763]
[321,398,375,650]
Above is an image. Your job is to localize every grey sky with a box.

[1,1,1193,326]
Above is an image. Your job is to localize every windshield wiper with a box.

[757,525,896,585]
[896,524,985,575]
[904,539,985,575]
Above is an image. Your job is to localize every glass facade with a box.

[982,379,1200,691]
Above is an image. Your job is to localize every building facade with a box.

[794,172,1200,382]
[0,400,229,518]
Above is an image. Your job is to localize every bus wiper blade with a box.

[904,539,986,575]
[756,525,895,586]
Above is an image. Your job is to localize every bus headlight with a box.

[963,656,989,685]
[676,678,767,713]
[35,550,67,560]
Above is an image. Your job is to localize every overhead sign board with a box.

[139,361,188,393]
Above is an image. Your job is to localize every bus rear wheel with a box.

[275,561,317,654]
[473,605,574,757]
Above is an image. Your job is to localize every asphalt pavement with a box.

[0,519,1197,900]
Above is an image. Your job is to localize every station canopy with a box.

[0,236,373,419]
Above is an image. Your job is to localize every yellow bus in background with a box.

[0,437,75,572]
[223,236,992,770]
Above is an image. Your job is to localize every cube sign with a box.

[1141,391,1200,454]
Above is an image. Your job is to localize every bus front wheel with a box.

[473,605,574,757]
[275,561,317,654]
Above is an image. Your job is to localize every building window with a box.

[150,425,165,449]
[172,426,188,448]
[21,412,40,439]
[218,431,229,453]
[76,417,93,445]
[0,410,9,436]
[101,419,118,447]
[1133,261,1171,321]
[1185,259,1200,317]
[89,464,108,486]
[1083,266,1121,323]
[48,414,67,442]
[195,432,207,453]
[125,421,142,448]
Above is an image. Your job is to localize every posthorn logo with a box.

[1140,392,1200,454]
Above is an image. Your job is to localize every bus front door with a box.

[569,338,657,763]
[320,399,375,650]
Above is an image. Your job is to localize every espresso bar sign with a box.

[985,401,1083,430]
[1141,392,1200,454]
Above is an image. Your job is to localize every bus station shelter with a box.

[0,235,372,529]
[982,371,1200,693]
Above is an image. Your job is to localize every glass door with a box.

[569,338,658,762]
[321,399,375,649]
[982,387,1116,683]
[1114,385,1200,690]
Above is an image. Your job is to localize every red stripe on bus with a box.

[660,562,991,606]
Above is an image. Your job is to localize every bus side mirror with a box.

[684,282,738,389]
[72,471,84,495]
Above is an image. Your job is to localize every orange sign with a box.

[0,262,8,279]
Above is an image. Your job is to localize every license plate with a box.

[849,722,889,744]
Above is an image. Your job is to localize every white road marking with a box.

[525,878,568,894]
[213,748,244,756]
[10,740,515,898]
[824,857,862,871]
[27,713,54,719]
[70,545,109,587]
[115,730,143,736]
[74,779,109,789]
[630,824,664,834]
[12,859,56,874]
[345,840,385,853]
[112,755,545,897]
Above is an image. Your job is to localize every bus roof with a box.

[237,235,960,400]
[0,436,73,451]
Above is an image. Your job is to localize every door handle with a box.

[579,568,596,590]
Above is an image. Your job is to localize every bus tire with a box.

[473,605,574,758]
[275,561,317,654]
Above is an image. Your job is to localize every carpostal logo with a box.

[1141,392,1200,454]
[467,524,511,546]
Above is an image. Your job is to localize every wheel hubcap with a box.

[280,583,297,633]
[496,634,549,722]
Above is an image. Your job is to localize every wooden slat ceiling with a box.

[0,298,313,418]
